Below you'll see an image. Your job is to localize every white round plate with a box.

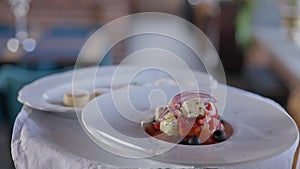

[80,85,298,166]
[18,66,116,116]
[18,65,216,116]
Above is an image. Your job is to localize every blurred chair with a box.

[238,0,289,105]
[0,64,72,127]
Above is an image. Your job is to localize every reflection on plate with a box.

[18,66,217,116]
[80,85,298,166]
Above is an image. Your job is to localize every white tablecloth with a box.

[11,66,299,169]
[11,105,298,169]
[12,106,191,168]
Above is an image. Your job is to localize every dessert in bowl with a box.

[144,90,233,145]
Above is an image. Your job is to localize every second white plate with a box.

[80,85,299,166]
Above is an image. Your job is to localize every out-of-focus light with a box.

[13,3,29,17]
[7,38,19,52]
[16,31,28,41]
[23,38,36,52]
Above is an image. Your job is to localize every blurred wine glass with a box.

[7,0,36,52]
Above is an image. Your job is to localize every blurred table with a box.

[11,65,299,169]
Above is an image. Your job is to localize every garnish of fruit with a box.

[145,90,231,145]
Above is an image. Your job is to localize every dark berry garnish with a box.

[179,140,189,145]
[188,135,201,145]
[213,129,227,142]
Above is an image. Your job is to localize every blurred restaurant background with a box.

[1,0,300,168]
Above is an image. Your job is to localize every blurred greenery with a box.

[235,0,257,50]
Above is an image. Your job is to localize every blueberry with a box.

[188,135,201,145]
[213,130,227,142]
[179,140,188,145]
